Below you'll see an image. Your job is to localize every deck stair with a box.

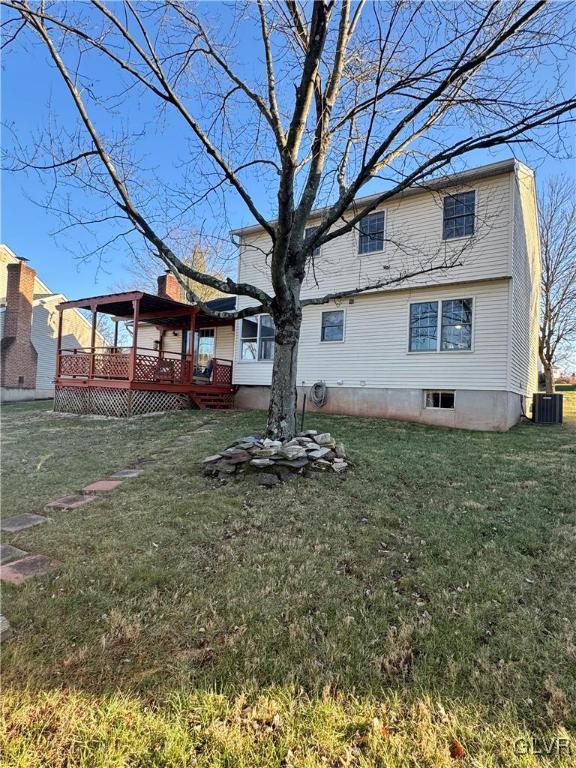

[190,390,235,410]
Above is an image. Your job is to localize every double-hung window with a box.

[240,314,275,360]
[321,310,345,342]
[443,191,475,239]
[358,211,385,254]
[305,226,321,258]
[409,298,473,352]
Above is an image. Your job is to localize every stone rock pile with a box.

[202,431,349,486]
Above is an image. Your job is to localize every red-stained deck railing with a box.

[57,347,233,387]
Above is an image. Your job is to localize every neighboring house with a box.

[0,245,104,401]
[230,159,540,431]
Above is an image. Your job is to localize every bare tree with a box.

[538,176,576,393]
[2,0,575,438]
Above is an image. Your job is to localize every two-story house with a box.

[230,159,540,431]
[51,159,539,429]
[0,244,105,402]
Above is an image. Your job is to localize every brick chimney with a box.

[157,271,182,301]
[1,258,38,390]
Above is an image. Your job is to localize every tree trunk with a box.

[543,361,555,394]
[266,310,302,440]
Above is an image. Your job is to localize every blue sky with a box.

[2,3,575,300]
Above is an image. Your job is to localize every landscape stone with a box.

[332,461,348,472]
[1,513,48,533]
[202,454,222,464]
[257,473,280,487]
[225,449,252,464]
[110,469,141,479]
[216,461,237,474]
[279,445,307,460]
[251,448,278,457]
[1,544,28,565]
[46,494,96,510]
[0,616,12,642]
[299,430,318,436]
[314,433,334,446]
[276,457,309,468]
[296,436,314,444]
[307,447,333,460]
[313,459,332,469]
[335,443,347,459]
[263,439,283,449]
[0,554,62,585]
[83,480,122,492]
[250,458,274,468]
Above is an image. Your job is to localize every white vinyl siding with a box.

[236,172,512,309]
[136,323,234,361]
[508,166,540,397]
[234,279,510,390]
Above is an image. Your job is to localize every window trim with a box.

[357,209,386,255]
[424,390,456,410]
[407,296,475,354]
[320,308,346,343]
[238,314,275,363]
[442,188,477,241]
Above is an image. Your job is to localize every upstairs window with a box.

[321,310,345,342]
[409,298,473,352]
[305,226,321,258]
[240,315,275,361]
[359,211,385,254]
[443,191,475,239]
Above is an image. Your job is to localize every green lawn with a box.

[1,401,575,766]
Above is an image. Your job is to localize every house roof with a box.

[204,296,236,312]
[57,290,192,318]
[230,158,525,237]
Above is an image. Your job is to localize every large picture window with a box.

[240,314,275,360]
[443,191,475,239]
[409,298,473,352]
[321,310,345,342]
[358,211,385,254]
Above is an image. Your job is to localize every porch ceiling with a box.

[57,291,236,326]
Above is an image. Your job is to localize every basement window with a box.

[18,375,24,388]
[425,391,455,409]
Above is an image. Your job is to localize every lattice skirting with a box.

[54,386,191,417]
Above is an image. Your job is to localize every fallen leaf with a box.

[449,738,466,759]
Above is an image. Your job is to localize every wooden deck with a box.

[55,348,235,414]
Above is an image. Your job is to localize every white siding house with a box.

[229,159,540,431]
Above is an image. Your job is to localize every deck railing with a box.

[57,347,233,387]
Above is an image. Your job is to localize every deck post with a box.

[89,304,97,379]
[129,298,140,382]
[187,308,197,383]
[113,320,119,350]
[55,308,64,379]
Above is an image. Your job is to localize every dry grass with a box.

[1,401,575,766]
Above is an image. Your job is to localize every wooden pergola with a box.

[54,291,236,416]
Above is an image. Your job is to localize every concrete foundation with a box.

[234,385,523,432]
[0,388,53,403]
